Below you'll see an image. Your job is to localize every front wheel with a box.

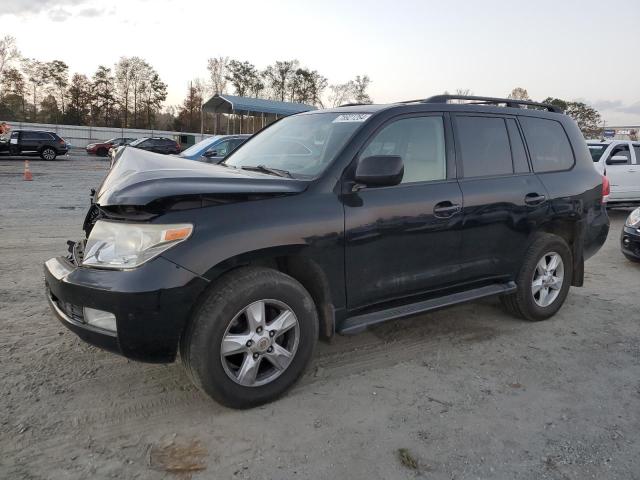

[40,147,57,160]
[180,267,318,408]
[501,234,573,321]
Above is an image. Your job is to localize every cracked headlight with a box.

[83,220,192,269]
[626,208,640,228]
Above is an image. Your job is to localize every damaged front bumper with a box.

[44,244,209,363]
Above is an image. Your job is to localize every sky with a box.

[2,0,640,125]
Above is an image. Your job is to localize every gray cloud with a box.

[588,99,640,116]
[616,102,640,115]
[49,7,73,22]
[77,7,103,17]
[592,99,623,110]
[0,0,108,19]
[0,0,85,15]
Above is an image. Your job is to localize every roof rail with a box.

[339,102,370,107]
[397,95,563,113]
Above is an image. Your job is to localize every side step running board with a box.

[338,281,517,335]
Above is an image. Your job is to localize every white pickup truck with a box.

[588,140,640,205]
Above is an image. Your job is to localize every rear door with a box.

[604,143,635,200]
[19,131,40,152]
[453,114,549,281]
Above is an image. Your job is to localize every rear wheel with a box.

[180,267,318,408]
[501,234,572,321]
[40,147,57,160]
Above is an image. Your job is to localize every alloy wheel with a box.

[220,299,300,387]
[531,251,564,307]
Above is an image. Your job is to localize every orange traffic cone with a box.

[23,160,33,181]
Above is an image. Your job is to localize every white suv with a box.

[588,140,640,204]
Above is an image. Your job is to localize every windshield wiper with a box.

[241,165,293,178]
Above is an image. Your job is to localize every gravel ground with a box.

[1,153,639,480]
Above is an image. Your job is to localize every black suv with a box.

[3,130,69,160]
[128,137,181,155]
[44,95,609,408]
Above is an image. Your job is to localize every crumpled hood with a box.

[96,146,308,206]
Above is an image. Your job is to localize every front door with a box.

[344,114,463,310]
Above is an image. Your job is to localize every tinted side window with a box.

[506,119,529,173]
[456,116,513,178]
[519,117,574,172]
[634,146,640,163]
[361,116,446,184]
[37,132,53,140]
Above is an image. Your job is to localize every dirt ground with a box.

[1,152,639,480]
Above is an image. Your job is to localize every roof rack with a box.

[397,95,563,113]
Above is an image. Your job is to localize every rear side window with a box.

[456,116,513,178]
[519,117,574,172]
[505,119,530,173]
[634,146,640,163]
[588,144,608,162]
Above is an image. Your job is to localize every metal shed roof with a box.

[202,94,316,116]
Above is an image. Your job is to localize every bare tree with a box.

[290,68,327,106]
[22,58,48,121]
[115,57,134,127]
[207,56,229,94]
[263,60,299,102]
[92,66,117,126]
[352,75,372,104]
[507,87,530,100]
[0,35,20,81]
[46,60,69,119]
[328,81,355,107]
[225,60,260,97]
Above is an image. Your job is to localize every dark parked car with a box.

[86,138,136,156]
[44,95,609,408]
[621,207,640,262]
[178,134,250,162]
[0,130,69,160]
[129,137,180,155]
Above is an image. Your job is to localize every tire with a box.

[40,147,57,161]
[623,253,640,263]
[501,233,573,321]
[180,267,318,408]
[97,148,108,157]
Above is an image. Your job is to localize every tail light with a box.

[602,175,610,202]
[58,138,66,145]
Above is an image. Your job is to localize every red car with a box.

[86,137,136,157]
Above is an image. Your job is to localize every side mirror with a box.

[203,149,220,158]
[354,155,404,187]
[607,155,629,165]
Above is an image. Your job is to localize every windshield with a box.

[129,138,147,147]
[223,112,370,178]
[180,136,219,157]
[588,143,608,162]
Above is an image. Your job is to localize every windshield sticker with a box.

[333,113,371,123]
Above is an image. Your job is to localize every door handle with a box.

[433,201,461,218]
[524,193,546,206]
